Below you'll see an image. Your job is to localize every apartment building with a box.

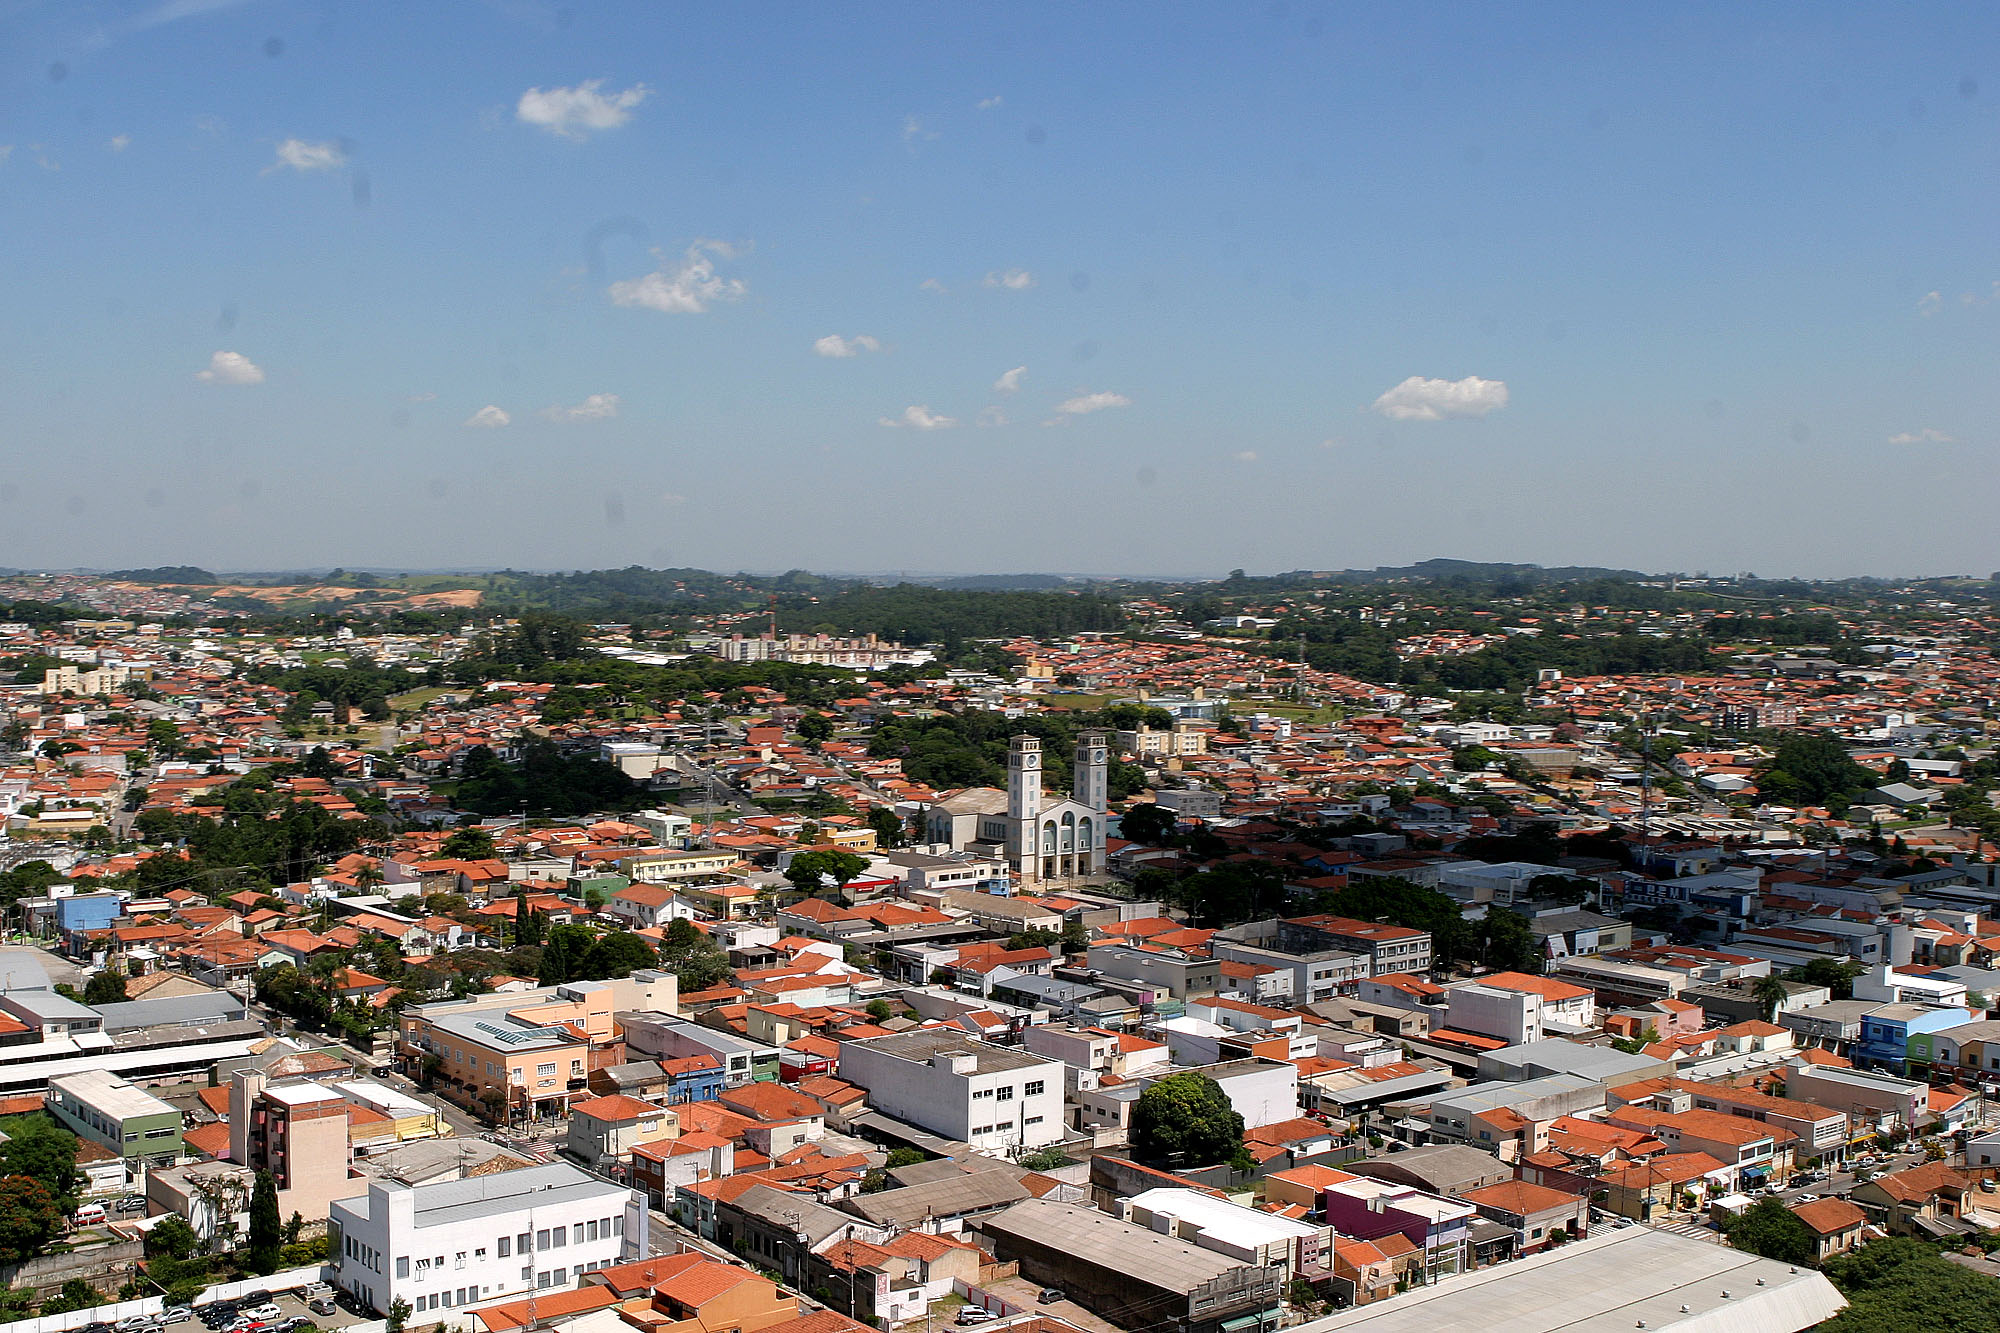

[228,1069,369,1221]
[837,1031,1064,1152]
[329,1161,644,1316]
[1277,915,1432,976]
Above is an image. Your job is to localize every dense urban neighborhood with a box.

[1,563,2000,1333]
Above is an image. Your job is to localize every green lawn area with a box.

[1041,692,1112,710]
[389,686,451,711]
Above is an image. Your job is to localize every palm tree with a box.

[1753,974,1789,1023]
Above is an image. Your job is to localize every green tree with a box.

[865,998,894,1022]
[537,931,571,986]
[1760,733,1875,808]
[247,1168,281,1274]
[1723,1198,1817,1266]
[0,1118,80,1204]
[656,918,733,992]
[796,712,835,749]
[784,849,869,898]
[39,1279,104,1315]
[1117,802,1180,846]
[1480,907,1540,973]
[866,806,906,850]
[579,931,658,979]
[1130,1072,1246,1168]
[1788,957,1866,1000]
[387,1297,412,1333]
[83,966,129,1005]
[1819,1237,2000,1331]
[145,1215,199,1261]
[1753,974,1790,1023]
[441,827,498,860]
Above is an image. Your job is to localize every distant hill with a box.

[108,565,218,584]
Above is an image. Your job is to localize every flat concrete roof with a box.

[50,1068,178,1120]
[1301,1224,1844,1332]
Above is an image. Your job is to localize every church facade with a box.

[1004,731,1110,887]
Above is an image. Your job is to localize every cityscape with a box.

[7,5,1999,1333]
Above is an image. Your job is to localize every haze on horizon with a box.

[2,2,1996,580]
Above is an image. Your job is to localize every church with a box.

[1005,731,1109,887]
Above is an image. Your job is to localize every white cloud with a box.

[984,269,1035,291]
[902,115,938,145]
[813,334,882,358]
[1055,390,1131,415]
[919,278,947,294]
[977,95,1003,110]
[607,242,747,314]
[1233,450,1260,463]
[1370,374,1509,421]
[1888,427,1954,445]
[407,391,438,402]
[878,405,958,430]
[661,491,687,505]
[107,135,130,152]
[1918,290,1943,315]
[977,406,1009,428]
[993,365,1027,395]
[516,80,649,140]
[463,405,511,428]
[541,393,621,422]
[194,350,264,385]
[270,138,344,172]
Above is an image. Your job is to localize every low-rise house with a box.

[1849,1161,1980,1237]
[1790,1196,1868,1260]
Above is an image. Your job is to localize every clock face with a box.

[1022,754,1038,768]
[1091,749,1105,763]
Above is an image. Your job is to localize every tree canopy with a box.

[1130,1072,1247,1169]
[1819,1238,2000,1332]
[1722,1198,1817,1266]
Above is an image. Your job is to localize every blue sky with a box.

[2,1,1996,578]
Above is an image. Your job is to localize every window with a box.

[551,1225,567,1247]
[499,1237,511,1258]
[415,1258,431,1275]
[537,1063,557,1078]
[586,1220,598,1241]
[521,1266,534,1283]
[602,1217,613,1236]
[518,1232,532,1254]
[996,1086,1014,1102]
[1025,1115,1043,1126]
[397,1258,410,1279]
[613,1216,624,1237]
[476,1247,487,1260]
[537,1229,550,1249]
[455,1252,467,1270]
[1024,1080,1045,1097]
[973,1088,992,1100]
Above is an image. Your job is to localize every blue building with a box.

[55,892,124,953]
[1855,1002,1973,1074]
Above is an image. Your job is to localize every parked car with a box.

[1795,1193,1821,1204]
[116,1195,148,1213]
[1037,1290,1066,1305]
[163,1308,194,1324]
[955,1311,997,1326]
[117,1315,163,1333]
[244,1306,282,1322]
[306,1300,335,1318]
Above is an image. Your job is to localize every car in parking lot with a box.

[117,1315,163,1333]
[954,1310,996,1326]
[1037,1290,1066,1305]
[1794,1193,1821,1204]
[244,1306,282,1323]
[163,1308,193,1324]
[306,1300,335,1318]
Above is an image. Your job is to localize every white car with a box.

[243,1307,281,1323]
[1794,1193,1821,1204]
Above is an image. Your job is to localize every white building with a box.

[329,1161,644,1317]
[836,1030,1064,1153]
[1122,1186,1330,1282]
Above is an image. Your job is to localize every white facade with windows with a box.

[837,1030,1065,1152]
[329,1161,644,1316]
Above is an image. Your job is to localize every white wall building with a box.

[836,1030,1064,1152]
[329,1161,644,1317]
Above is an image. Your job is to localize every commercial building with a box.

[1122,1187,1331,1283]
[837,1030,1063,1152]
[329,1160,644,1316]
[1319,1176,1474,1285]
[47,1069,183,1182]
[621,1014,778,1086]
[977,1199,1284,1333]
[1294,1224,1844,1333]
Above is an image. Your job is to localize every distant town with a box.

[1,560,1997,1333]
